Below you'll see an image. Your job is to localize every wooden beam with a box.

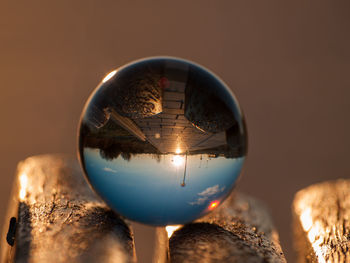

[293,179,350,263]
[110,109,146,141]
[0,155,136,263]
[154,192,286,263]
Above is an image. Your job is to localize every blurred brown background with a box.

[0,1,349,262]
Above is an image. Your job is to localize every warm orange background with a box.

[1,1,349,262]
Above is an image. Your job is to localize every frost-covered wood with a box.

[0,155,135,263]
[154,192,286,263]
[293,180,350,263]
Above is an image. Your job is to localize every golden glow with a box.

[307,223,320,243]
[300,208,313,231]
[172,155,184,167]
[175,148,182,154]
[155,133,160,139]
[102,70,117,83]
[298,204,327,263]
[165,225,181,238]
[209,201,219,210]
[19,172,28,201]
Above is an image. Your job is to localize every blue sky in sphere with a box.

[83,148,244,225]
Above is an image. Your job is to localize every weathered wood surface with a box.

[293,179,350,263]
[0,154,135,263]
[154,192,286,263]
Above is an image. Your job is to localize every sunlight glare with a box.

[209,201,219,210]
[102,70,117,83]
[297,202,327,263]
[172,155,184,167]
[19,172,28,201]
[166,225,182,238]
[300,207,313,231]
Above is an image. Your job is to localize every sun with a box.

[208,201,219,210]
[172,155,184,167]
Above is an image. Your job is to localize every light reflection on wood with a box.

[293,180,350,263]
[155,192,286,263]
[1,155,136,263]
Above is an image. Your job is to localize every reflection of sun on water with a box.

[172,155,184,167]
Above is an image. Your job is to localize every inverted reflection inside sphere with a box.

[78,57,247,226]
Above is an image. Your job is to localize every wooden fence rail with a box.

[3,155,348,262]
[293,180,350,263]
[154,192,286,263]
[0,155,136,263]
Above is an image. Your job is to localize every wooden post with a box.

[0,155,136,263]
[154,192,286,263]
[293,179,350,263]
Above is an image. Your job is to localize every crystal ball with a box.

[78,57,247,226]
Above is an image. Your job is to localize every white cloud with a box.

[198,185,221,196]
[188,185,226,205]
[103,167,118,173]
[189,197,208,206]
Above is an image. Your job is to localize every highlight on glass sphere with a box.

[78,57,247,226]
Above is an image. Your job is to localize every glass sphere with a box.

[78,57,247,226]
